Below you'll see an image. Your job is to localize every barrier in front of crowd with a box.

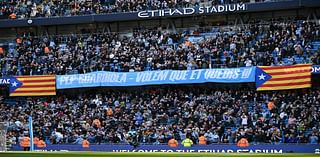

[10,144,320,153]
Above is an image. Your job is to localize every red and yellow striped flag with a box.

[10,75,56,96]
[256,64,311,91]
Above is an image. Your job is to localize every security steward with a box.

[181,136,193,147]
[82,138,90,150]
[37,138,46,149]
[20,135,30,151]
[198,135,207,145]
[33,137,39,146]
[168,137,178,148]
[237,138,249,148]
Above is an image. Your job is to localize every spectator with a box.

[310,133,319,144]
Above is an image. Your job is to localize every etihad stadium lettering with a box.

[138,4,246,18]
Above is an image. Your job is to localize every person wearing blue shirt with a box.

[74,135,83,145]
[128,130,140,150]
[309,133,319,144]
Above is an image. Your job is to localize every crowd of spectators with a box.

[0,0,268,20]
[1,87,319,145]
[0,0,319,150]
[0,20,320,76]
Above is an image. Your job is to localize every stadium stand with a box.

[0,0,319,154]
[0,20,319,76]
[1,87,319,145]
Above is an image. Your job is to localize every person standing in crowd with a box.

[6,135,13,151]
[127,129,139,150]
[95,129,104,144]
[309,133,319,144]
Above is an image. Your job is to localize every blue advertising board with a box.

[56,67,255,89]
[0,77,11,85]
[312,65,320,74]
[11,144,320,153]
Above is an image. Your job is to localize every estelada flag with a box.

[9,75,56,96]
[256,64,311,91]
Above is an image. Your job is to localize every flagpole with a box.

[29,116,34,151]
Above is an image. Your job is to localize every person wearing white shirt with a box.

[244,58,252,67]
[241,114,248,126]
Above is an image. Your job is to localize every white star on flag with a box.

[12,81,18,87]
[258,73,266,80]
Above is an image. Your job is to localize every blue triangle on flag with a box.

[256,67,272,88]
[9,77,23,93]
